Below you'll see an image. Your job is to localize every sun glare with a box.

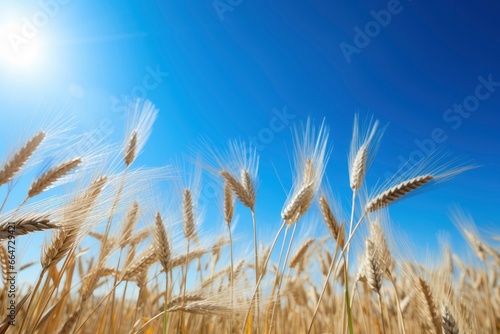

[0,17,46,71]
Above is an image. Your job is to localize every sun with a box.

[0,17,46,70]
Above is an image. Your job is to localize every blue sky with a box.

[0,0,499,266]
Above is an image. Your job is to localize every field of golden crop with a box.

[0,100,497,334]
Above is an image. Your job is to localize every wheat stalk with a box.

[365,175,434,212]
[28,158,82,198]
[241,169,256,208]
[167,248,208,270]
[57,307,81,334]
[122,245,157,281]
[165,295,205,309]
[153,212,171,273]
[319,195,344,247]
[0,214,57,240]
[442,305,459,334]
[220,170,254,209]
[183,189,196,240]
[0,131,46,187]
[369,221,393,274]
[129,228,149,247]
[462,229,487,261]
[42,228,77,270]
[282,159,317,224]
[224,182,234,225]
[282,182,313,224]
[124,131,138,167]
[119,201,140,249]
[365,240,382,294]
[81,267,118,301]
[289,238,315,272]
[417,277,442,334]
[41,176,107,269]
[223,180,235,332]
[350,143,367,190]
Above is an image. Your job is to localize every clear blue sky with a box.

[0,1,499,265]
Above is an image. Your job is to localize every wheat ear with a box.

[122,245,157,281]
[289,238,315,272]
[350,143,367,190]
[183,189,196,240]
[0,215,57,240]
[0,245,8,287]
[124,131,138,167]
[57,307,81,334]
[365,240,382,294]
[81,267,118,301]
[369,221,392,274]
[442,305,459,334]
[153,212,171,273]
[281,160,316,223]
[220,170,254,209]
[41,228,76,270]
[119,201,140,249]
[153,212,172,333]
[128,228,149,247]
[417,277,442,334]
[28,158,82,198]
[241,169,256,207]
[282,183,314,224]
[224,182,234,225]
[319,195,344,247]
[0,131,46,187]
[365,175,434,212]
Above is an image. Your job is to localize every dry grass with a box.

[0,101,496,334]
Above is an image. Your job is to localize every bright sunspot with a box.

[0,15,46,70]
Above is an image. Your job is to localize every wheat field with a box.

[0,100,497,334]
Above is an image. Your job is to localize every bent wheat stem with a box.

[307,243,341,334]
[269,222,298,333]
[242,221,287,332]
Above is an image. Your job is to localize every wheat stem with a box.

[251,209,260,334]
[228,223,234,334]
[242,221,286,332]
[269,223,298,333]
[307,242,341,334]
[344,189,357,334]
[377,293,387,334]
